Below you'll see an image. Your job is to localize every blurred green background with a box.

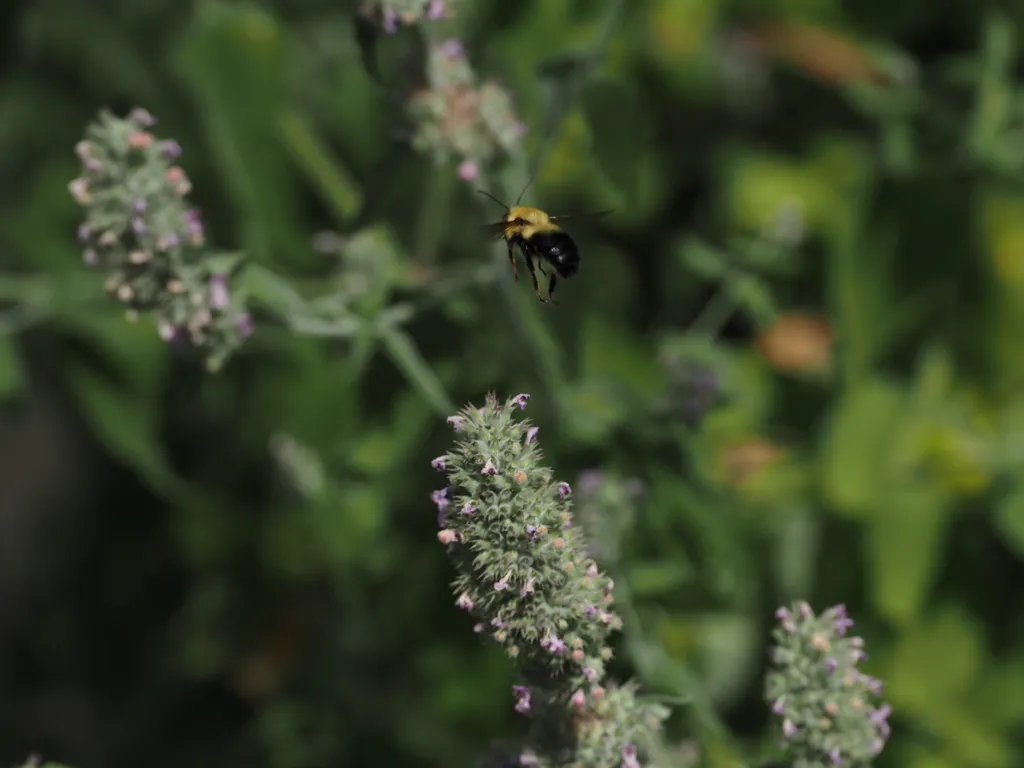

[2,0,1024,766]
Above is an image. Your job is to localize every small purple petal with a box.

[557,481,571,499]
[526,426,539,443]
[442,38,463,59]
[161,140,181,160]
[431,456,446,471]
[210,274,230,309]
[235,313,254,339]
[511,393,530,410]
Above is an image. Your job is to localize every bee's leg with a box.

[507,241,518,281]
[547,274,559,305]
[524,252,545,301]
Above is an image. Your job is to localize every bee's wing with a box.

[547,209,615,225]
[479,220,508,240]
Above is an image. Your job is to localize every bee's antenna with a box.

[477,189,509,210]
[515,169,538,206]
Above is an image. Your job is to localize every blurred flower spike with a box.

[766,602,891,767]
[361,0,452,34]
[408,40,526,182]
[434,393,668,767]
[69,108,252,372]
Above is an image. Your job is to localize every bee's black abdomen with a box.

[527,231,580,278]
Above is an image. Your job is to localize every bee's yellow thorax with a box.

[505,206,559,241]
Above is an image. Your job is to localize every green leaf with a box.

[175,4,304,268]
[994,489,1024,558]
[970,655,1024,727]
[626,559,693,597]
[867,485,950,625]
[820,378,906,516]
[579,77,649,202]
[695,612,760,707]
[676,239,729,280]
[279,109,363,226]
[380,328,456,417]
[68,363,180,497]
[889,606,983,708]
[241,265,313,317]
[773,506,819,599]
[0,335,23,399]
[57,316,181,498]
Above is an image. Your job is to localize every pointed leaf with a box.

[867,485,950,625]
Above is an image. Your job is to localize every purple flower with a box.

[129,107,157,127]
[543,635,567,655]
[526,525,537,540]
[161,140,181,160]
[771,697,785,715]
[157,321,178,341]
[210,274,230,309]
[431,456,446,471]
[775,606,791,622]
[426,0,445,19]
[184,208,204,244]
[446,415,464,432]
[382,8,397,33]
[557,481,571,499]
[461,502,477,516]
[133,199,147,214]
[862,674,884,695]
[584,604,598,617]
[512,685,531,715]
[526,426,539,443]
[582,666,598,682]
[131,217,146,236]
[431,487,450,512]
[235,313,254,339]
[824,656,838,675]
[832,605,854,637]
[442,38,463,59]
[870,703,892,739]
[829,747,842,765]
[511,393,530,410]
[481,459,497,476]
[456,592,473,611]
[621,744,641,768]
[782,718,797,739]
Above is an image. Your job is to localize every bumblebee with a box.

[479,189,610,304]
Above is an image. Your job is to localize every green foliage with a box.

[3,1,1024,767]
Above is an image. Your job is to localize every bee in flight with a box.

[478,188,611,304]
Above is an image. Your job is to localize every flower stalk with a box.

[433,392,668,768]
